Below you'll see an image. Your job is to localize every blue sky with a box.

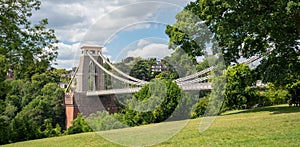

[30,0,192,69]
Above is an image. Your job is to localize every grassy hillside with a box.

[4,105,300,147]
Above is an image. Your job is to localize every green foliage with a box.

[0,0,59,79]
[51,69,70,83]
[129,58,157,81]
[40,119,61,138]
[163,48,197,77]
[32,71,60,86]
[0,74,65,144]
[119,80,182,126]
[191,96,209,119]
[224,64,257,110]
[260,84,289,106]
[196,56,219,71]
[165,10,213,60]
[11,114,41,142]
[86,111,126,131]
[0,55,7,99]
[155,71,177,80]
[169,91,199,121]
[0,0,64,144]
[0,115,10,144]
[206,62,227,116]
[170,0,300,86]
[65,114,92,135]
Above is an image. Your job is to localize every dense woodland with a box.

[0,0,299,145]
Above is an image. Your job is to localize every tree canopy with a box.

[166,0,300,86]
[0,73,65,144]
[224,64,257,110]
[0,0,58,79]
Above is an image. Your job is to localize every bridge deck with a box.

[86,87,142,96]
[86,83,212,96]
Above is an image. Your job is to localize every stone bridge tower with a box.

[76,46,105,92]
[65,46,109,128]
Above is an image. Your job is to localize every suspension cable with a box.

[87,52,146,86]
[177,75,212,86]
[98,52,148,84]
[65,66,79,93]
[175,54,263,84]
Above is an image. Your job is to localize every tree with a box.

[163,48,197,77]
[167,0,300,86]
[86,111,126,131]
[65,114,92,135]
[224,64,257,110]
[129,58,157,81]
[40,119,61,138]
[11,111,41,142]
[120,80,182,126]
[0,55,7,99]
[165,10,214,61]
[0,0,58,79]
[191,95,209,118]
[40,83,65,129]
[0,115,10,144]
[0,78,65,144]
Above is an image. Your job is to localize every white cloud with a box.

[81,2,165,45]
[127,43,174,59]
[30,0,191,69]
[102,47,109,53]
[137,39,151,47]
[33,0,167,43]
[53,43,81,69]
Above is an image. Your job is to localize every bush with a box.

[65,114,92,135]
[191,96,209,119]
[120,79,182,126]
[224,64,257,110]
[40,119,61,138]
[261,84,289,105]
[86,111,127,131]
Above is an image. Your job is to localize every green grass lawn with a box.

[4,105,300,147]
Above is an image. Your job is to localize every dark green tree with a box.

[0,0,58,79]
[129,58,157,81]
[224,64,257,110]
[0,115,10,144]
[167,0,300,86]
[165,10,214,61]
[1,79,65,144]
[65,113,92,135]
[11,110,41,142]
[0,55,7,99]
[120,80,182,126]
[191,95,209,118]
[163,48,197,77]
[40,119,61,138]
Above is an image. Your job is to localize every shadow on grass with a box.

[222,105,300,116]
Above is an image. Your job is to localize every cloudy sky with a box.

[30,0,192,69]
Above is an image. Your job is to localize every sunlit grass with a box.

[4,105,300,147]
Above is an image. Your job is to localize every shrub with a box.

[191,96,209,119]
[224,64,257,110]
[86,111,126,131]
[65,114,92,135]
[262,84,289,105]
[120,79,182,126]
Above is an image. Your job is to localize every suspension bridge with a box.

[64,45,263,127]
